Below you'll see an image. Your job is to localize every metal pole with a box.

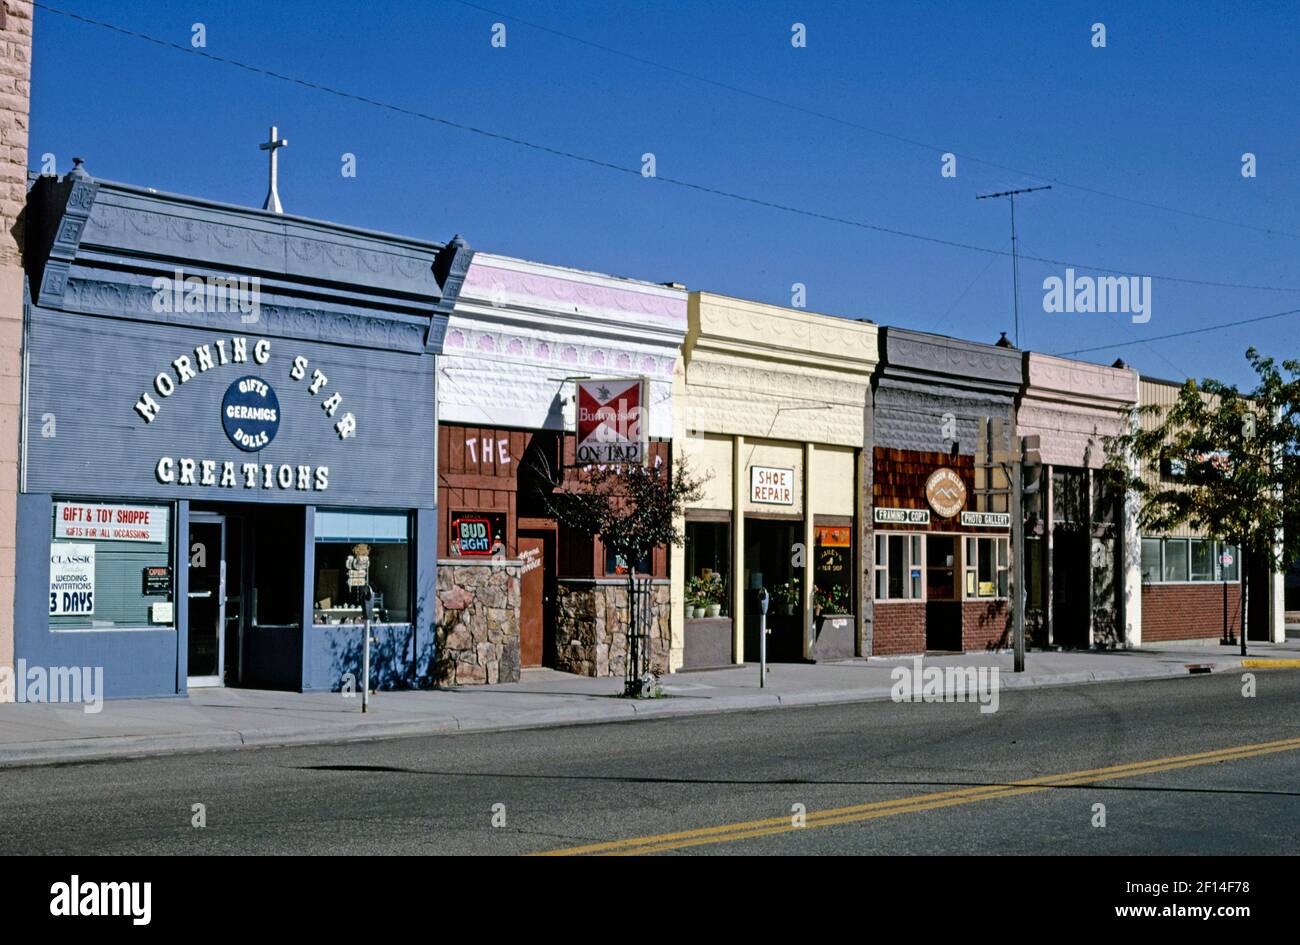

[1240,543,1249,658]
[362,585,372,713]
[758,587,769,688]
[1010,195,1020,348]
[1012,455,1025,673]
[976,185,1051,350]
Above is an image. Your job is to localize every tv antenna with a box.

[976,185,1052,348]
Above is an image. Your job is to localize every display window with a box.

[874,532,923,600]
[312,510,411,625]
[813,525,853,615]
[49,499,175,631]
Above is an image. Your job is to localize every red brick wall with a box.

[963,600,1010,650]
[872,601,925,655]
[1142,583,1242,642]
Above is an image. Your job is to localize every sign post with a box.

[346,544,372,712]
[360,584,374,713]
[1013,435,1042,674]
[1011,456,1025,673]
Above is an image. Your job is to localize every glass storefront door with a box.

[743,518,804,661]
[187,515,226,687]
[925,534,961,651]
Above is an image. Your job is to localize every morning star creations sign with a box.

[575,378,647,465]
[130,335,360,492]
[925,468,967,519]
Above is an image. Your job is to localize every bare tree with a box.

[531,453,705,695]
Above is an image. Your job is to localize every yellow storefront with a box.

[671,292,878,669]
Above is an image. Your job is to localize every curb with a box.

[0,658,1249,769]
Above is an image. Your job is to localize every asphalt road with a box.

[2,671,1299,855]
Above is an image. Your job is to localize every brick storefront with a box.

[1141,583,1242,643]
[963,599,1010,651]
[872,601,926,656]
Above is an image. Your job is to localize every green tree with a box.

[1105,348,1300,654]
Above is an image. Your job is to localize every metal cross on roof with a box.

[259,125,288,214]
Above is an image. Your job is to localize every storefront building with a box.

[19,165,468,697]
[436,253,686,680]
[673,292,877,669]
[869,328,1021,656]
[1017,353,1140,648]
[1134,376,1284,644]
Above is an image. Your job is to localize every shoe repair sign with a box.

[575,378,647,465]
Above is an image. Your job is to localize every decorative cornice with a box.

[879,326,1021,392]
[687,291,878,376]
[63,276,428,353]
[1026,352,1138,406]
[685,354,869,407]
[458,254,687,342]
[25,170,464,355]
[82,201,441,293]
[442,324,677,378]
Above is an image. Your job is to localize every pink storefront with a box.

[1016,354,1140,648]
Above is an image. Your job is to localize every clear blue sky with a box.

[29,0,1300,387]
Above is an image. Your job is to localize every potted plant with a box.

[687,576,708,619]
[703,576,725,618]
[771,580,799,616]
[814,583,850,618]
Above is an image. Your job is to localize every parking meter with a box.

[757,587,769,687]
[758,587,769,617]
[361,583,375,621]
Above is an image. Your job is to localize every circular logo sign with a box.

[925,467,967,518]
[221,375,280,452]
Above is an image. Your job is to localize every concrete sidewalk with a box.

[2,641,1298,768]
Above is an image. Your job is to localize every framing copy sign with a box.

[575,378,647,464]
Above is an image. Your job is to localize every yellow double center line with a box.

[535,734,1300,855]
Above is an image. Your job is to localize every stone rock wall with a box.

[555,579,671,677]
[434,560,521,686]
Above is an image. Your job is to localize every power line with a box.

[34,2,1300,296]
[446,0,1300,242]
[1054,307,1300,356]
[1017,244,1192,378]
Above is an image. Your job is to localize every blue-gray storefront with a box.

[19,164,469,698]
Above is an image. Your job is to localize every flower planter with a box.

[811,613,855,661]
[705,603,722,618]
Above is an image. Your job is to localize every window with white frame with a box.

[874,533,923,600]
[1141,538,1239,583]
[964,536,1009,598]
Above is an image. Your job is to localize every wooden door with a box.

[518,533,547,666]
